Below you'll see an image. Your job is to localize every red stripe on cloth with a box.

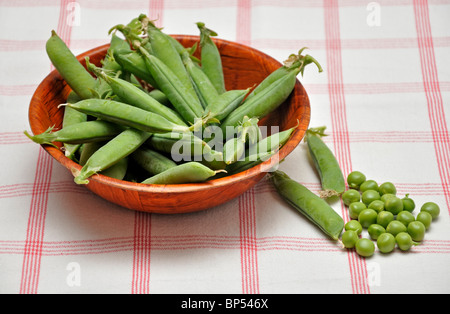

[414,0,450,216]
[236,0,252,46]
[19,147,52,294]
[239,189,260,294]
[324,0,371,295]
[19,1,72,294]
[3,236,450,256]
[131,211,152,294]
[148,0,164,27]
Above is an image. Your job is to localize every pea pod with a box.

[64,99,192,134]
[141,162,223,185]
[246,127,296,157]
[73,128,151,184]
[205,88,250,122]
[138,47,203,124]
[146,21,194,94]
[270,170,345,241]
[100,156,129,181]
[46,30,97,100]
[146,132,211,160]
[196,22,226,94]
[62,91,86,159]
[114,50,159,88]
[131,147,177,176]
[181,49,219,109]
[225,151,276,175]
[221,68,300,131]
[246,48,322,102]
[24,120,124,146]
[87,61,187,126]
[305,127,346,198]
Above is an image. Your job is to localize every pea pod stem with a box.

[305,127,346,198]
[270,170,345,241]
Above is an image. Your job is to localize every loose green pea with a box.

[349,202,367,220]
[396,211,415,227]
[381,193,396,203]
[420,202,440,219]
[377,211,395,229]
[377,233,396,254]
[395,232,415,251]
[407,221,426,242]
[345,220,363,236]
[368,224,386,240]
[341,230,359,249]
[355,238,375,258]
[362,190,381,206]
[347,171,366,190]
[385,196,404,215]
[360,180,379,193]
[368,200,385,213]
[402,194,416,213]
[379,182,397,196]
[342,189,361,206]
[416,211,433,230]
[358,209,378,229]
[386,220,407,236]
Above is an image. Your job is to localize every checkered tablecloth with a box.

[1,0,449,295]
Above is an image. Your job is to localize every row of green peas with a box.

[340,171,441,257]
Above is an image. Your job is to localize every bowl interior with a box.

[28,35,310,213]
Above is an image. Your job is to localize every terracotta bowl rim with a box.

[29,34,311,194]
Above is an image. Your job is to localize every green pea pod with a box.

[73,128,151,184]
[114,50,159,88]
[270,170,345,241]
[181,49,219,109]
[131,147,177,176]
[246,48,323,102]
[100,157,129,181]
[147,22,194,94]
[24,120,124,146]
[196,22,226,94]
[46,30,97,100]
[79,142,104,166]
[141,162,223,185]
[225,151,276,175]
[200,150,227,171]
[147,89,171,107]
[146,132,211,160]
[246,127,296,157]
[62,91,86,159]
[139,47,203,124]
[64,99,192,134]
[223,137,246,165]
[221,68,299,131]
[205,88,250,122]
[305,127,346,198]
[87,61,187,126]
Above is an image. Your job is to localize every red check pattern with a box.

[0,0,449,294]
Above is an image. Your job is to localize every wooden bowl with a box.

[28,35,310,214]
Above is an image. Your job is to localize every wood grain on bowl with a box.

[28,35,310,214]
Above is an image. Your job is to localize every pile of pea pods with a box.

[341,171,441,257]
[25,15,322,185]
